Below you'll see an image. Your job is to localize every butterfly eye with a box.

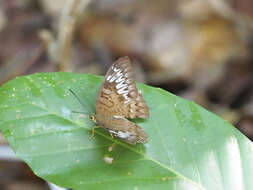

[90,115,95,121]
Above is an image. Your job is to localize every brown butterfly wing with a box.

[96,56,149,119]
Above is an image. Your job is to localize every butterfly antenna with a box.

[69,89,90,114]
[71,110,89,114]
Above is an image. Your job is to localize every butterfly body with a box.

[91,56,149,144]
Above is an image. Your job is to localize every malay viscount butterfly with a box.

[89,56,149,144]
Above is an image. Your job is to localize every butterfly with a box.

[89,56,149,144]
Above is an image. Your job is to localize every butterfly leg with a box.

[109,131,114,139]
[90,126,101,139]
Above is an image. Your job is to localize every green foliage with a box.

[0,72,253,190]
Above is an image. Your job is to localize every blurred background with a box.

[0,0,253,189]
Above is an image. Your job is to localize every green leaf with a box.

[0,72,253,190]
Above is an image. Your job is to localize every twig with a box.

[209,0,253,31]
[54,0,91,71]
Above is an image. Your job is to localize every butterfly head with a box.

[89,114,97,123]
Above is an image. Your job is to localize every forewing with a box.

[96,56,149,119]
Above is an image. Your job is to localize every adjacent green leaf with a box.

[0,72,253,190]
